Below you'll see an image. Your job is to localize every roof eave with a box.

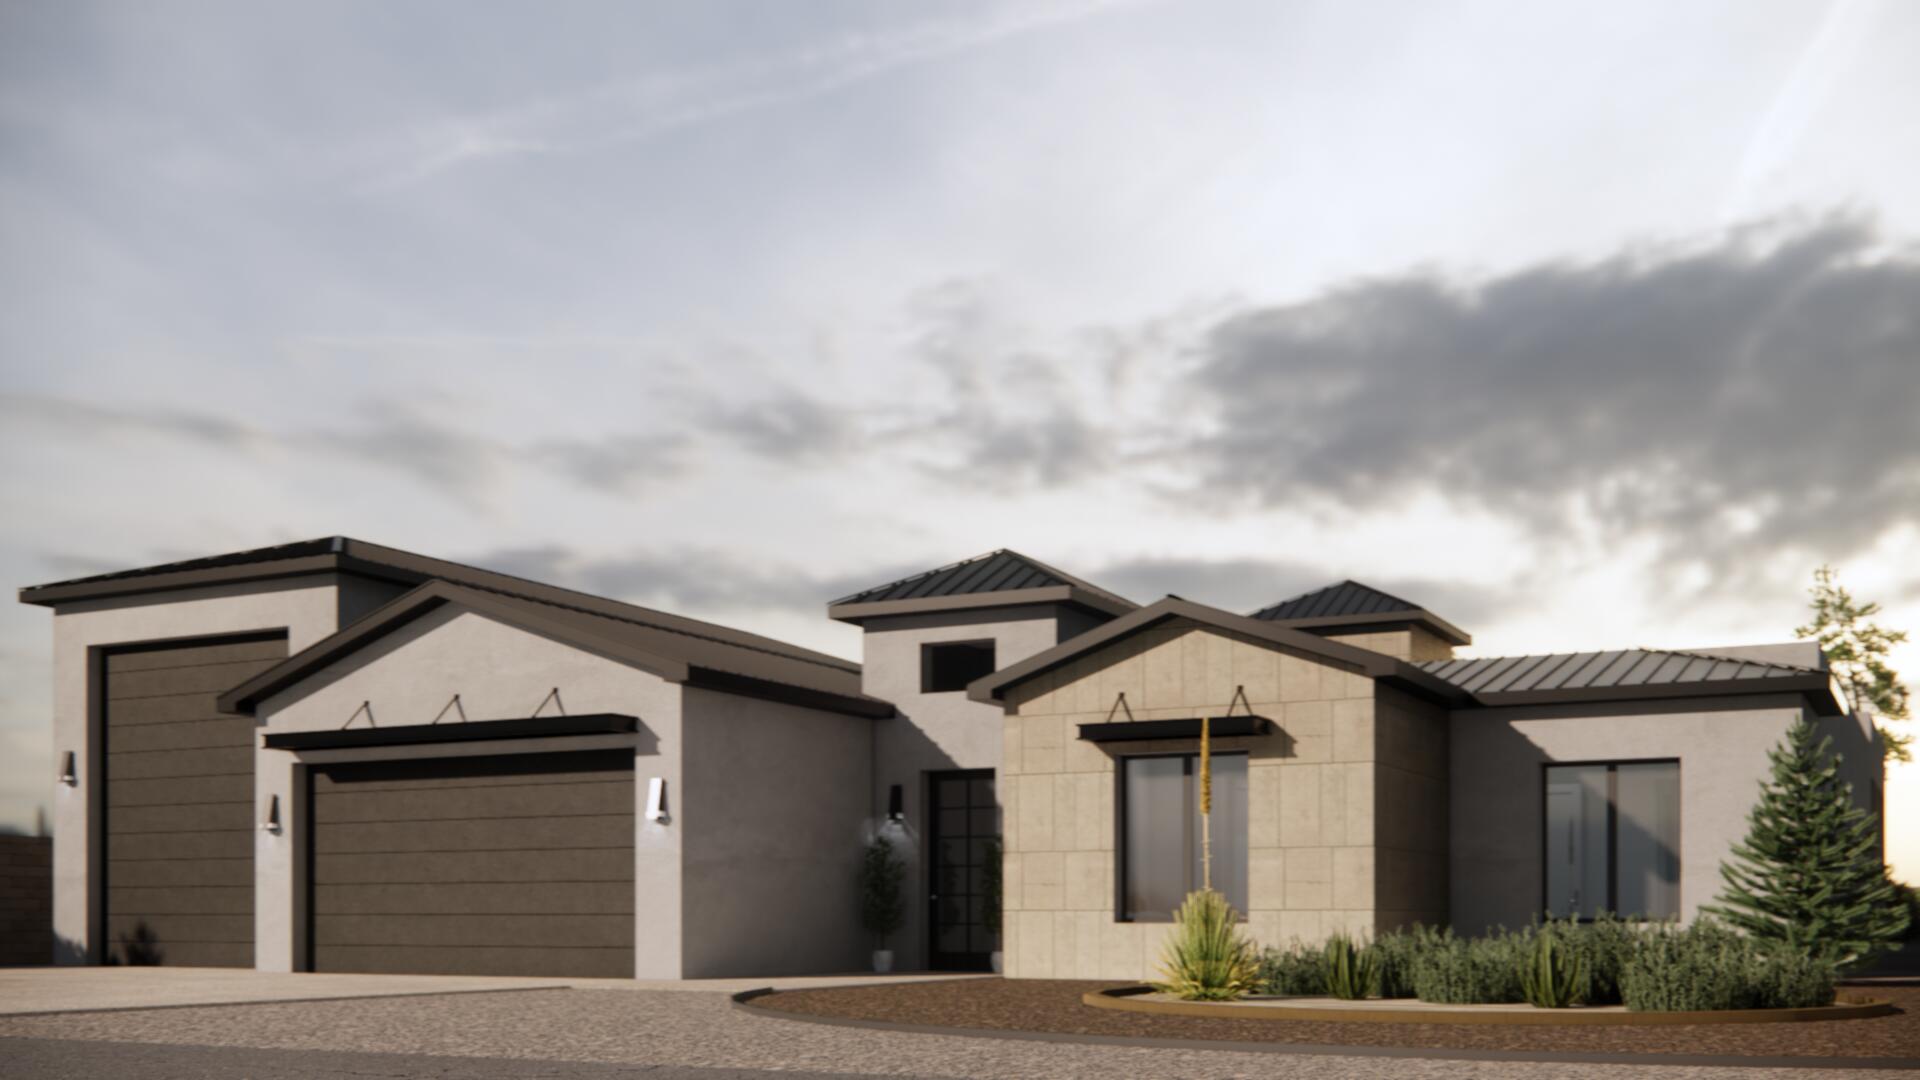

[829,585,1134,625]
[1463,674,1845,716]
[18,554,375,607]
[1262,609,1473,647]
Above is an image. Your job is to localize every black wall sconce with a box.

[887,784,904,822]
[58,751,77,787]
[261,794,282,835]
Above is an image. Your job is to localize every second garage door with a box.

[310,750,635,977]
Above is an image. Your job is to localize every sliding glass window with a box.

[1544,761,1679,919]
[1120,753,1247,921]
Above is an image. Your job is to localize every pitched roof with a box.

[828,549,1135,623]
[218,580,892,719]
[967,595,1467,708]
[1250,579,1471,646]
[1417,648,1842,714]
[19,536,855,674]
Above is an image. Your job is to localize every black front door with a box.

[928,769,998,971]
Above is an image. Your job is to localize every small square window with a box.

[922,640,996,693]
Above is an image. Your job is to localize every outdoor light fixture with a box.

[58,751,76,787]
[888,784,904,821]
[261,794,282,835]
[645,777,669,823]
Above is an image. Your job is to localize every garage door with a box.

[310,750,635,977]
[103,632,288,967]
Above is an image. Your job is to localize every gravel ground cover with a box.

[750,978,1920,1061]
[0,987,1867,1079]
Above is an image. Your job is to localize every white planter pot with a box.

[872,949,894,974]
[990,950,1003,974]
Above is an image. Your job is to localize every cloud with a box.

[1184,216,1920,576]
[468,544,921,615]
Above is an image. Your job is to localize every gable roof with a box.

[829,549,1136,624]
[1418,648,1843,714]
[966,595,1468,708]
[1251,580,1471,646]
[18,536,855,675]
[217,579,892,719]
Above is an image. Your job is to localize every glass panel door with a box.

[928,769,997,971]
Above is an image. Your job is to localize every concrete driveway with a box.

[0,966,984,1016]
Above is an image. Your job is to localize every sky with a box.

[1,0,1917,878]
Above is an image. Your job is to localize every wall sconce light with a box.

[261,794,282,835]
[888,784,904,822]
[58,751,77,787]
[645,777,669,823]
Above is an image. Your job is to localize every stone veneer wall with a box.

[999,617,1398,981]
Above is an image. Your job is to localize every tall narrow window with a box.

[1545,761,1679,919]
[1121,753,1247,920]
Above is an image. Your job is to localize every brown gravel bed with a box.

[751,978,1920,1061]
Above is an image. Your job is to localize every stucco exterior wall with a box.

[254,607,682,976]
[45,575,360,964]
[680,687,871,977]
[1373,686,1449,928]
[1319,626,1455,662]
[858,604,1068,970]
[999,618,1385,981]
[1448,697,1874,934]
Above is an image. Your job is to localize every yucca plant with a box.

[1322,932,1380,1000]
[1154,889,1258,1001]
[1518,928,1587,1008]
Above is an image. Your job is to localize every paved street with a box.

[0,979,1882,1079]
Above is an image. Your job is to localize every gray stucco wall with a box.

[1448,695,1875,934]
[858,604,1072,970]
[680,687,871,977]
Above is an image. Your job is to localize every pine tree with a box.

[1797,565,1911,762]
[1708,718,1908,966]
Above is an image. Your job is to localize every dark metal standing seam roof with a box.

[828,549,1136,616]
[1251,580,1426,621]
[1417,648,1822,695]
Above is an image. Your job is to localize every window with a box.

[1544,761,1679,919]
[921,640,996,693]
[1120,753,1247,920]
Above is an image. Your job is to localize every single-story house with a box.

[20,539,1882,980]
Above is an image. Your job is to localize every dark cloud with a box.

[0,393,258,447]
[702,390,861,463]
[530,433,690,497]
[1187,218,1920,572]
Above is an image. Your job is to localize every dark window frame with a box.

[1538,757,1681,920]
[920,639,997,694]
[1113,750,1249,923]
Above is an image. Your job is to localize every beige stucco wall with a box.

[858,605,1068,970]
[999,617,1408,981]
[680,686,871,977]
[1320,625,1455,662]
[1448,697,1875,934]
[254,606,682,976]
[45,575,370,964]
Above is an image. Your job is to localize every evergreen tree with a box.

[1797,565,1911,761]
[1708,718,1908,966]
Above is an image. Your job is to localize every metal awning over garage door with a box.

[309,749,635,978]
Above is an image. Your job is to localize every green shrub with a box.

[1155,889,1258,1001]
[1570,913,1637,1005]
[1620,919,1836,1012]
[1371,925,1438,999]
[1321,933,1380,1000]
[857,835,905,948]
[1255,941,1325,997]
[1413,928,1526,1004]
[1518,928,1587,1008]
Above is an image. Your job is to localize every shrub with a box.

[857,835,905,949]
[1321,933,1380,1000]
[1371,925,1437,999]
[1155,889,1259,1001]
[1620,919,1836,1012]
[1413,928,1526,1004]
[1256,941,1325,996]
[1518,928,1587,1008]
[1566,913,1638,1005]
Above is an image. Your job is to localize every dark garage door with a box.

[310,750,635,978]
[104,632,288,967]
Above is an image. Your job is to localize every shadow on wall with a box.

[0,834,53,967]
[107,922,165,966]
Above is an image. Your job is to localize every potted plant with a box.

[859,834,906,972]
[982,835,1003,973]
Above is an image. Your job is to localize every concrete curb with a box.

[731,987,1920,1071]
[1,984,572,1018]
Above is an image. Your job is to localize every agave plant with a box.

[1519,928,1587,1008]
[1154,889,1258,1001]
[1322,932,1380,1000]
